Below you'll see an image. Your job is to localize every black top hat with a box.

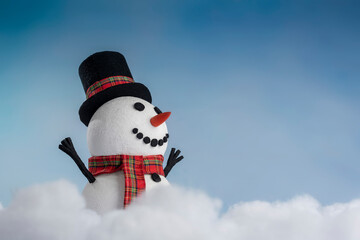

[78,51,152,126]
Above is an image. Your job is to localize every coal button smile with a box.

[143,137,150,144]
[151,139,158,147]
[132,127,168,147]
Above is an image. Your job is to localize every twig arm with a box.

[59,137,96,183]
[164,148,184,177]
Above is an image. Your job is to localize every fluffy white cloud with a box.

[1,180,360,240]
[0,181,100,240]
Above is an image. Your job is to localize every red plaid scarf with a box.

[88,154,164,207]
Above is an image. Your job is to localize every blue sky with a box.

[0,0,359,208]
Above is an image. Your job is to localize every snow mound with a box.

[0,180,360,240]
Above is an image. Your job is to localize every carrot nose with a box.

[150,112,171,127]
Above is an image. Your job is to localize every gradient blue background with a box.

[1,0,359,209]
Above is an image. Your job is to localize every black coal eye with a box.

[134,102,145,111]
[154,106,162,114]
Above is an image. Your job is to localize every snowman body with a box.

[82,96,170,214]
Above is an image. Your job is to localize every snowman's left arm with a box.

[164,148,184,177]
[59,137,96,183]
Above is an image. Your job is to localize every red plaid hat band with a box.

[86,76,134,99]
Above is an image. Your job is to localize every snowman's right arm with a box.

[164,148,184,177]
[59,137,96,183]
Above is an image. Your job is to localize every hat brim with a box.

[79,83,152,126]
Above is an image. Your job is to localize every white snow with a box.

[1,180,360,240]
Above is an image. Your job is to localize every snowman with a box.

[59,51,183,214]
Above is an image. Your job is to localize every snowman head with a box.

[87,96,170,156]
[77,51,170,156]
